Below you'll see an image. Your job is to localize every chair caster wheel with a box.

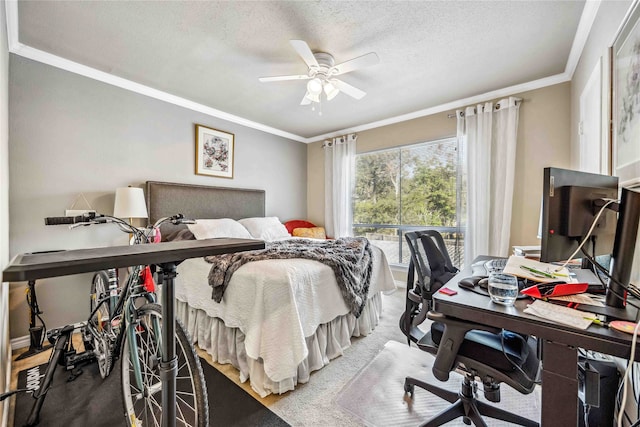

[404,382,414,396]
[463,417,471,425]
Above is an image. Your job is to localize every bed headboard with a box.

[145,181,265,223]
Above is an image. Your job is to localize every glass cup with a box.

[488,273,519,306]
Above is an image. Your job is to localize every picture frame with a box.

[195,124,235,179]
[612,2,640,187]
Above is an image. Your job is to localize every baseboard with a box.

[10,335,29,351]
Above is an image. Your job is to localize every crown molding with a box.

[565,0,601,77]
[10,43,309,143]
[5,0,593,144]
[5,0,19,52]
[308,72,572,143]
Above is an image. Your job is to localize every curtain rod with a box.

[447,98,523,118]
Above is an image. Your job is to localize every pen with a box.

[520,265,556,279]
[584,317,609,327]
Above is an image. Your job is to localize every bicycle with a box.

[7,212,209,426]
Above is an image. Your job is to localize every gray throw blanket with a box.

[204,237,373,318]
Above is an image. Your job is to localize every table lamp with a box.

[113,186,148,223]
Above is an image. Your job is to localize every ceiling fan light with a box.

[306,78,323,95]
[306,91,320,103]
[324,81,339,101]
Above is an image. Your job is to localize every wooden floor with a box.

[8,338,70,427]
[195,347,284,407]
[8,336,281,426]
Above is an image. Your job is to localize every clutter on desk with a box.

[521,282,588,298]
[438,287,457,296]
[609,320,640,335]
[512,245,541,259]
[524,299,594,329]
[458,275,531,299]
[503,255,573,283]
[547,293,606,307]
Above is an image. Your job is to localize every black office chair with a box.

[400,230,540,427]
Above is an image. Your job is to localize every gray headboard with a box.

[146,181,265,223]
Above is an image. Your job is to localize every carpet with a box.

[336,340,541,426]
[13,358,288,427]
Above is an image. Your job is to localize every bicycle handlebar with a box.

[44,212,100,226]
[45,213,195,243]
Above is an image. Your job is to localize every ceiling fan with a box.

[259,40,379,106]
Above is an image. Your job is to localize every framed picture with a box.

[612,2,640,187]
[195,124,235,178]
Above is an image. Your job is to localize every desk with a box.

[3,238,265,427]
[433,257,640,427]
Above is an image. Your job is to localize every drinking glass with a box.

[488,273,519,306]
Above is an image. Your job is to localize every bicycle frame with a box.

[87,262,161,390]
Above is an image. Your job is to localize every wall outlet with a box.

[65,209,96,216]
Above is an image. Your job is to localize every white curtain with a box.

[457,97,520,265]
[324,134,357,238]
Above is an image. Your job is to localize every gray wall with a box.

[570,0,640,286]
[570,0,631,169]
[1,0,11,422]
[8,55,307,338]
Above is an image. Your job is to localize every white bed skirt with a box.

[176,292,383,397]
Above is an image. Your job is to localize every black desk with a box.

[433,258,640,427]
[3,238,265,427]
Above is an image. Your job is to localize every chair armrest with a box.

[427,311,502,381]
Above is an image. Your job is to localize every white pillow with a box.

[238,217,290,241]
[187,218,252,240]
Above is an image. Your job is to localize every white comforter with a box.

[174,242,395,382]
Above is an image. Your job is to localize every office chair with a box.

[400,230,540,427]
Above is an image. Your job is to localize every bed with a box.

[146,181,396,397]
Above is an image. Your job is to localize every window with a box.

[353,137,464,267]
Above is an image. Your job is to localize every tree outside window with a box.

[353,137,464,267]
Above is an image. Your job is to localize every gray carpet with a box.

[268,288,541,426]
[336,340,541,426]
[268,288,409,426]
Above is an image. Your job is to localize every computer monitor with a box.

[607,186,640,308]
[540,167,618,264]
[540,167,640,309]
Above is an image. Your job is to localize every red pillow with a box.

[284,220,316,235]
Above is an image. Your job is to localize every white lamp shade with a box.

[114,187,148,219]
[324,81,339,100]
[306,78,323,95]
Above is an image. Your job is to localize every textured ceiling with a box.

[16,1,585,140]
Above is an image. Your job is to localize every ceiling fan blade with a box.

[332,52,379,76]
[290,40,319,68]
[332,79,367,100]
[259,74,310,82]
[300,93,312,105]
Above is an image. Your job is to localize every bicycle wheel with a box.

[121,303,208,427]
[91,270,113,378]
[90,271,111,322]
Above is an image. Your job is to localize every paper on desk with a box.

[524,300,593,330]
[548,294,606,307]
[503,256,574,283]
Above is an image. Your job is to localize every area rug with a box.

[13,358,288,427]
[335,340,541,426]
